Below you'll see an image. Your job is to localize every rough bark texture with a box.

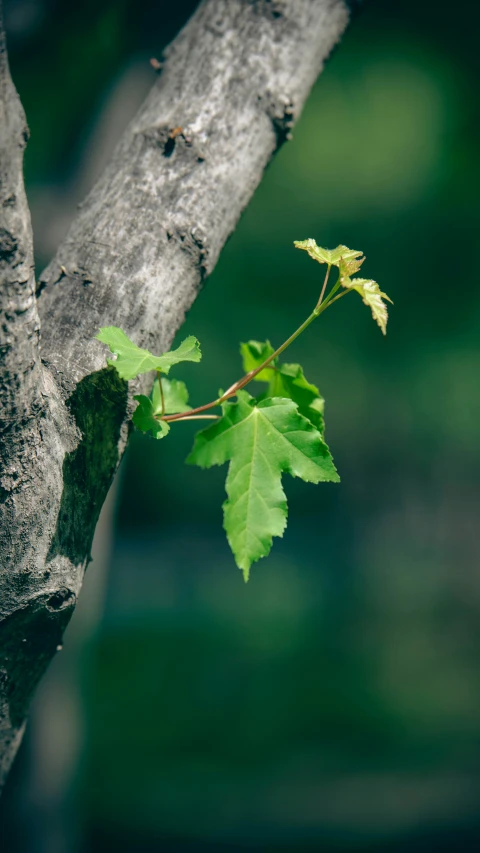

[0,0,352,789]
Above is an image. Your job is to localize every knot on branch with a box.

[259,91,296,148]
[166,226,210,281]
[0,227,17,263]
[253,0,285,21]
[46,587,76,612]
[139,124,204,160]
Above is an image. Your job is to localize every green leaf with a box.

[268,363,325,435]
[239,340,276,381]
[340,276,393,335]
[338,254,365,278]
[151,377,191,415]
[294,238,364,268]
[159,336,202,371]
[132,395,170,439]
[187,391,339,579]
[240,342,325,434]
[96,326,201,380]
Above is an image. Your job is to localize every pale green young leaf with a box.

[340,277,393,335]
[151,378,191,415]
[294,238,363,268]
[96,326,201,380]
[240,341,325,434]
[132,395,170,439]
[338,254,365,279]
[187,391,338,579]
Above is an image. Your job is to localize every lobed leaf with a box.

[96,326,201,380]
[187,391,338,579]
[268,363,325,435]
[340,276,393,335]
[294,238,363,268]
[132,395,170,439]
[151,377,191,415]
[239,340,276,381]
[240,341,325,434]
[338,254,365,278]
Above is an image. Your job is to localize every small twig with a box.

[316,263,331,310]
[163,310,319,422]
[162,399,222,422]
[321,289,349,309]
[163,283,351,425]
[165,414,219,422]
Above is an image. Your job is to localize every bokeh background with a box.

[1,0,480,851]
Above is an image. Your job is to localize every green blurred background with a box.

[2,0,480,850]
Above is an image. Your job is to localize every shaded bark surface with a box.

[0,0,351,788]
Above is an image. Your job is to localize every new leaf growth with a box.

[96,240,392,578]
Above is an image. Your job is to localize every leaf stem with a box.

[162,399,223,421]
[316,268,346,310]
[170,414,219,422]
[231,310,319,392]
[162,286,349,424]
[321,288,350,309]
[315,264,331,310]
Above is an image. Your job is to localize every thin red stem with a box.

[162,286,347,424]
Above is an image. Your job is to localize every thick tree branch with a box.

[0,0,38,415]
[0,0,53,781]
[0,0,352,789]
[38,0,350,386]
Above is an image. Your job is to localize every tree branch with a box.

[0,0,352,789]
[0,0,38,416]
[37,0,350,388]
[0,0,57,783]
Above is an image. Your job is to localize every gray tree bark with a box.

[0,0,352,789]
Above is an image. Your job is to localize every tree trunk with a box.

[0,0,353,789]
